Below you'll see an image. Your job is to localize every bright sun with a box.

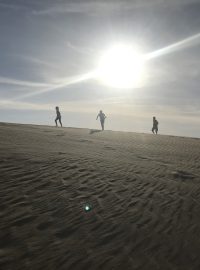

[96,44,145,88]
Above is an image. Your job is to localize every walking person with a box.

[55,106,62,127]
[96,110,106,131]
[152,116,158,134]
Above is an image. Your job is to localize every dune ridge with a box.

[0,122,200,270]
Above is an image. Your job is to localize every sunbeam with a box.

[145,32,200,60]
[5,33,200,103]
[13,71,95,101]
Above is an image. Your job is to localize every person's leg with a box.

[55,118,58,127]
[101,120,104,130]
[156,127,158,134]
[59,118,62,127]
[152,127,154,134]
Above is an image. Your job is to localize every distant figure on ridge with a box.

[96,110,106,131]
[55,106,62,127]
[152,116,158,134]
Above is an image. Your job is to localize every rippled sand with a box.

[0,122,200,270]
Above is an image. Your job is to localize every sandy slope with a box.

[0,122,200,270]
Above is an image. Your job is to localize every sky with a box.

[0,0,200,137]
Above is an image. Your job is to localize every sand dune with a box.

[0,122,200,270]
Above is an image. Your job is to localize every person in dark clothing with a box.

[96,110,106,131]
[152,116,158,134]
[55,106,62,127]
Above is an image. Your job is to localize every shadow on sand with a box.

[89,129,102,135]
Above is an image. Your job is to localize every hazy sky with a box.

[0,0,200,137]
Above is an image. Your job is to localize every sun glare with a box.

[97,44,145,88]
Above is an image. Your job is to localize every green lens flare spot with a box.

[84,204,92,212]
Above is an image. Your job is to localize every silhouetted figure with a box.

[55,106,62,127]
[96,110,106,131]
[152,116,158,134]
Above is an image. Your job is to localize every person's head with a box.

[56,106,59,111]
[153,116,156,120]
[100,110,102,113]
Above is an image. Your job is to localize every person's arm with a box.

[96,114,99,120]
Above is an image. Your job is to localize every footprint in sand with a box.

[172,170,195,180]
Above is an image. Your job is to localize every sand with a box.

[0,122,200,270]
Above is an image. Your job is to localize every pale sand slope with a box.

[0,122,200,270]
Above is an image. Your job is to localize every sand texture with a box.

[0,122,200,270]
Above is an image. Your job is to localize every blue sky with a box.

[0,0,200,137]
